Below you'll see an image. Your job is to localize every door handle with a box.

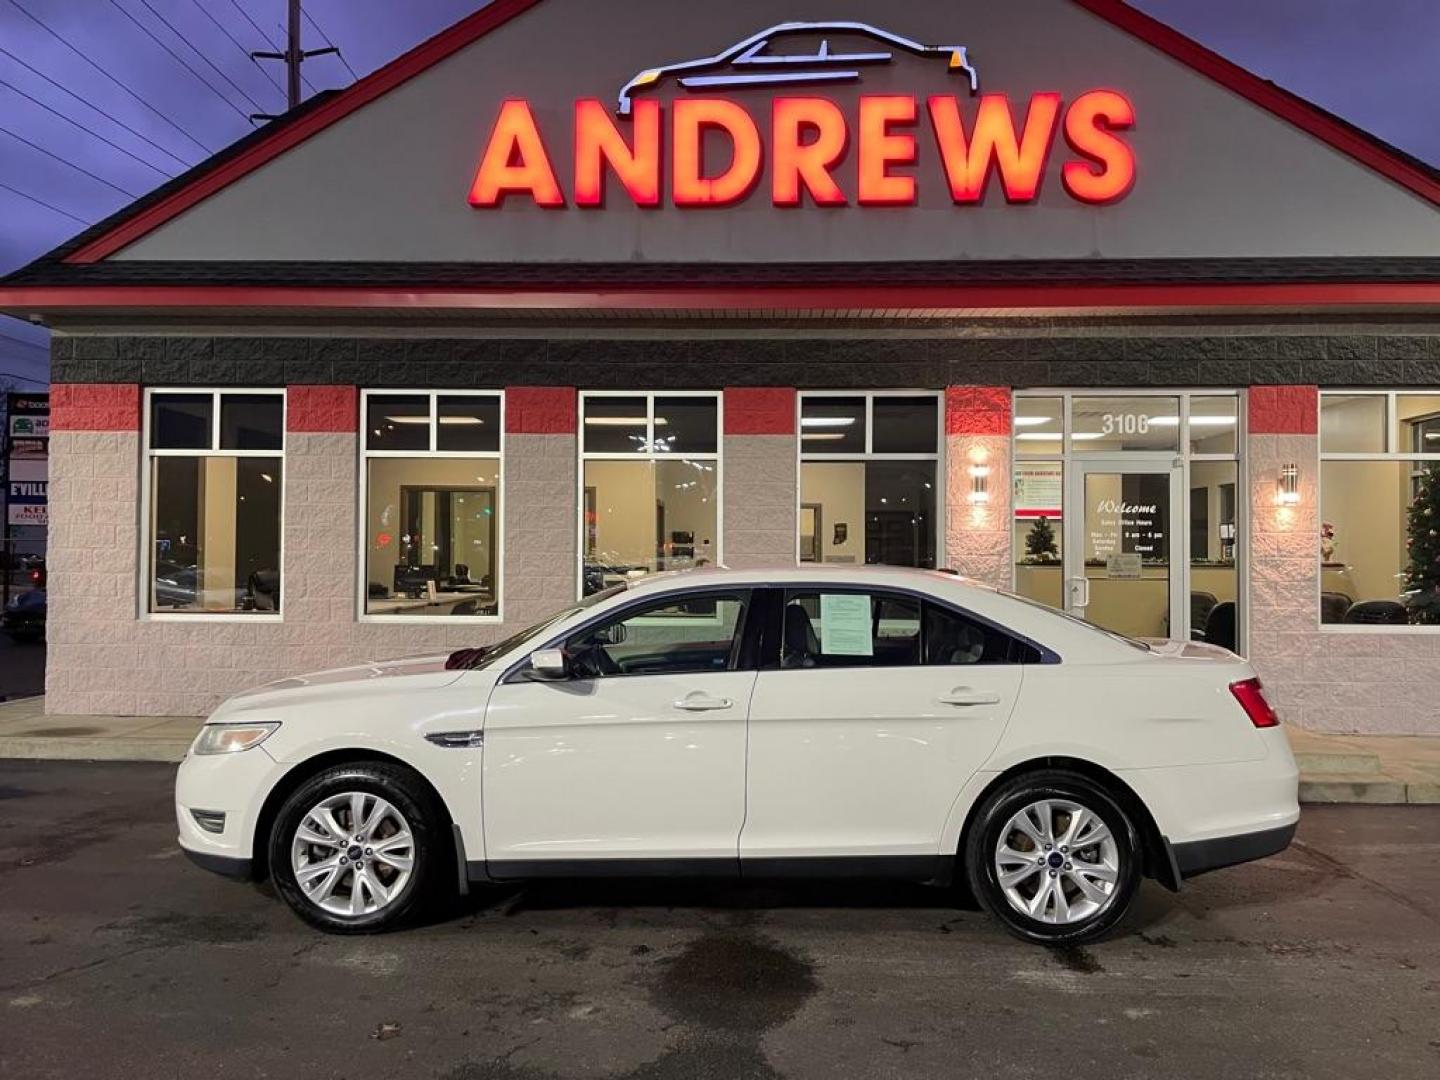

[674,694,733,712]
[938,689,1002,707]
[1069,576,1091,609]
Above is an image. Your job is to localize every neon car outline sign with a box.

[617,21,980,117]
[469,21,1136,211]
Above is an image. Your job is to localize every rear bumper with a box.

[1170,822,1297,879]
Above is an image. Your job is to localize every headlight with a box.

[191,722,280,756]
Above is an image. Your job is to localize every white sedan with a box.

[176,567,1298,944]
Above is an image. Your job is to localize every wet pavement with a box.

[1,760,1437,1079]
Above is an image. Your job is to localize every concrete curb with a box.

[0,737,188,764]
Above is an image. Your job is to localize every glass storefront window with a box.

[1321,390,1440,628]
[1013,461,1064,610]
[145,390,284,615]
[581,393,721,596]
[1320,394,1387,454]
[1189,396,1239,456]
[799,392,941,569]
[363,391,503,619]
[1072,395,1180,452]
[800,397,866,455]
[1190,461,1239,647]
[1014,396,1063,457]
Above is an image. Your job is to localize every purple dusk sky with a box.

[2,0,1437,389]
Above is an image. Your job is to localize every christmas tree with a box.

[1025,516,1059,562]
[1403,463,1440,625]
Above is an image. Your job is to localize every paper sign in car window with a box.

[819,593,873,656]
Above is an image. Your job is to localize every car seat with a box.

[781,604,820,669]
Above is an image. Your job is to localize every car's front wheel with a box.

[268,762,444,933]
[964,770,1141,945]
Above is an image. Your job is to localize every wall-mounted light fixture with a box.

[969,462,991,505]
[1276,463,1300,506]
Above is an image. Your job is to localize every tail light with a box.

[1229,677,1280,728]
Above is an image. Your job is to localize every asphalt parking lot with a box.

[1,761,1437,1080]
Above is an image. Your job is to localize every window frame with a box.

[1318,389,1440,633]
[795,390,945,566]
[576,390,724,601]
[139,387,287,622]
[358,388,506,625]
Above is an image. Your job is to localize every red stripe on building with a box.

[50,383,140,432]
[507,386,576,434]
[1248,386,1319,435]
[725,387,796,436]
[287,385,359,433]
[946,386,1013,436]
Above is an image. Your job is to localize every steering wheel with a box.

[569,638,622,678]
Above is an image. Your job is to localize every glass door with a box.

[1066,459,1184,641]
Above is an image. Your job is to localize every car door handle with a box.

[938,689,1002,707]
[673,694,733,712]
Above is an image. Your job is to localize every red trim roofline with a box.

[5,282,1440,312]
[63,0,544,265]
[55,0,1440,268]
[1072,0,1440,208]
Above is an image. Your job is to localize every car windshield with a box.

[444,585,627,670]
[1004,592,1152,653]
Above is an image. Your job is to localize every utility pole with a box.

[251,0,339,119]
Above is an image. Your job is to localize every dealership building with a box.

[3,0,1440,734]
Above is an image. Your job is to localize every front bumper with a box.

[183,847,253,880]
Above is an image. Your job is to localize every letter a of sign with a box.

[469,100,565,208]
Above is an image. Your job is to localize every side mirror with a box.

[526,648,570,681]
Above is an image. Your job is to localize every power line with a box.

[0,372,51,387]
[0,77,174,179]
[133,0,270,114]
[226,0,315,94]
[107,0,254,123]
[0,328,52,353]
[0,45,195,171]
[4,0,216,156]
[0,180,89,226]
[303,5,358,82]
[186,0,286,100]
[0,124,142,199]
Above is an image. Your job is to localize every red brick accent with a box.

[1248,386,1318,435]
[507,386,577,434]
[287,385,358,433]
[725,387,796,436]
[946,386,1012,436]
[50,383,140,431]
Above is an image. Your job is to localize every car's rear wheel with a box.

[964,770,1141,945]
[268,762,443,934]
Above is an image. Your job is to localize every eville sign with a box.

[468,22,1136,211]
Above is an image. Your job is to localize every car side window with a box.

[780,590,920,669]
[567,592,749,679]
[924,602,1039,665]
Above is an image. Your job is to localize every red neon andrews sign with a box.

[468,21,1136,211]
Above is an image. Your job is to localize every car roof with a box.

[620,565,996,595]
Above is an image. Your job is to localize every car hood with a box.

[214,654,466,716]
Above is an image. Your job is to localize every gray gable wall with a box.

[111,0,1440,264]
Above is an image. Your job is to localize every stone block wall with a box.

[722,388,797,569]
[944,387,1014,589]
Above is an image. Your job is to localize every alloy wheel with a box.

[993,798,1121,926]
[290,791,415,917]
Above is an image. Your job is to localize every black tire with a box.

[268,762,447,934]
[964,769,1141,946]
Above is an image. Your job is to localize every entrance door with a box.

[1065,459,1183,641]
